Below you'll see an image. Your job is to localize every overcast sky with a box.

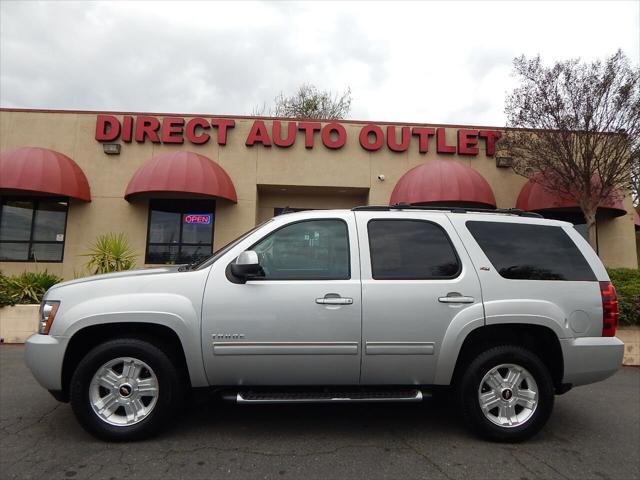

[1,0,638,126]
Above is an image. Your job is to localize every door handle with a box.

[316,293,353,305]
[438,293,475,304]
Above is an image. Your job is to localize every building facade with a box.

[0,108,637,280]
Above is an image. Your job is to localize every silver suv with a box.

[25,206,624,442]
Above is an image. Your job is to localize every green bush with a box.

[0,271,63,307]
[607,268,640,326]
[82,233,137,275]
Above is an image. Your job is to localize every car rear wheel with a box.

[457,345,554,442]
[70,337,180,441]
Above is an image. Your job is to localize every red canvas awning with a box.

[516,174,626,217]
[0,147,91,201]
[124,151,237,202]
[390,160,496,208]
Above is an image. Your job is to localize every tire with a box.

[70,337,181,441]
[456,345,554,442]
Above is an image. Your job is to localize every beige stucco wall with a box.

[1,109,637,280]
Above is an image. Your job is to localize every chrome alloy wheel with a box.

[89,357,159,426]
[477,363,538,428]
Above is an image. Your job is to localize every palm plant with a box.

[0,270,62,306]
[82,233,137,275]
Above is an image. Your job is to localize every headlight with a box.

[39,301,60,335]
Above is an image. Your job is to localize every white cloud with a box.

[1,0,638,126]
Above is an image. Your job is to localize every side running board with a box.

[229,389,425,404]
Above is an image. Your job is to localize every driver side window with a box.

[252,219,350,280]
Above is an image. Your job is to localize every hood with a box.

[49,266,181,291]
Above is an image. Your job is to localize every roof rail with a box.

[351,204,543,218]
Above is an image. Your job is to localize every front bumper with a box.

[24,334,68,392]
[561,336,624,387]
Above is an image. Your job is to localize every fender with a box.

[58,293,208,387]
[433,299,568,385]
[483,299,568,339]
[433,302,485,385]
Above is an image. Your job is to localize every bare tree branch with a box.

[499,50,640,248]
[270,83,352,120]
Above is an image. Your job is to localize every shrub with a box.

[82,233,137,275]
[0,271,63,306]
[607,268,640,326]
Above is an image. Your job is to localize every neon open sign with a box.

[184,214,212,225]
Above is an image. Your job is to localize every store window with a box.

[146,199,215,265]
[0,198,68,262]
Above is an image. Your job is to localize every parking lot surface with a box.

[1,345,638,480]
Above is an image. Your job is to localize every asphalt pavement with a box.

[1,345,638,480]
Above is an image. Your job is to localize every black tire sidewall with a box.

[70,338,179,441]
[458,345,554,442]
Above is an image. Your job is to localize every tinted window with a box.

[368,220,460,280]
[0,198,68,262]
[252,220,349,280]
[146,199,214,264]
[466,221,595,281]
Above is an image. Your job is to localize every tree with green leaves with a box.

[500,50,640,249]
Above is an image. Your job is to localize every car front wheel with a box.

[457,345,554,442]
[70,337,180,441]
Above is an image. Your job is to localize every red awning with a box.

[390,160,497,208]
[124,151,237,202]
[0,147,91,201]
[516,174,626,217]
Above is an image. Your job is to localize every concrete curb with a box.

[617,326,640,366]
[0,305,39,343]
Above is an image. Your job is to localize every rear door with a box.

[356,211,484,385]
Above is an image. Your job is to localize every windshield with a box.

[191,219,273,270]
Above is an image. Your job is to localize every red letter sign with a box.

[387,126,411,152]
[411,127,436,153]
[479,130,502,156]
[185,118,211,144]
[134,116,161,143]
[211,119,235,145]
[359,125,384,151]
[457,129,479,155]
[246,120,272,147]
[161,118,185,144]
[95,115,121,141]
[436,128,456,154]
[321,123,346,149]
[298,122,322,149]
[272,121,297,148]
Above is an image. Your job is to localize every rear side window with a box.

[466,221,595,281]
[368,220,460,280]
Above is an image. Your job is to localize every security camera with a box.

[377,174,385,181]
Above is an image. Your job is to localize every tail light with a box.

[599,281,618,337]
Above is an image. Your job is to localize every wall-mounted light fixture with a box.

[495,156,513,168]
[103,143,121,155]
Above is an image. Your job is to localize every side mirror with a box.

[229,250,262,283]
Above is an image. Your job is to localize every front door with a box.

[356,211,484,385]
[201,212,362,386]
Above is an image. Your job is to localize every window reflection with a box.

[0,198,67,262]
[146,199,214,264]
[368,220,460,280]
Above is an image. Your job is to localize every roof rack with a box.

[351,204,543,218]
